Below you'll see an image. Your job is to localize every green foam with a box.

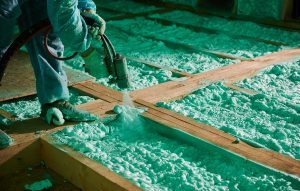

[96,0,160,14]
[149,10,300,46]
[157,82,300,159]
[238,61,300,104]
[24,179,52,191]
[159,0,199,7]
[52,106,300,190]
[106,27,236,74]
[96,60,174,91]
[0,89,94,125]
[237,0,284,20]
[108,17,281,59]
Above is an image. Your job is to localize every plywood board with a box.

[0,51,93,102]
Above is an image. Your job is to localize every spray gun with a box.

[100,34,131,88]
[82,16,131,89]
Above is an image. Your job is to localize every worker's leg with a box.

[18,0,69,104]
[0,0,20,59]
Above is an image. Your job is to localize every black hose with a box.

[0,19,78,84]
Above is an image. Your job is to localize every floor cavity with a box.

[52,106,299,191]
[157,83,300,159]
[0,89,94,125]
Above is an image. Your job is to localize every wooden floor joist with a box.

[41,137,140,191]
[131,48,300,103]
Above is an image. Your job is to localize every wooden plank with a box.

[0,51,93,102]
[131,48,300,103]
[126,56,192,77]
[73,83,119,103]
[41,137,140,191]
[136,99,300,176]
[74,81,123,102]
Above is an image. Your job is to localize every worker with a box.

[0,0,106,124]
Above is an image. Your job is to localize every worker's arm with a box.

[77,0,97,12]
[47,0,105,53]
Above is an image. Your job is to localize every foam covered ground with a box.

[237,0,283,20]
[96,60,174,91]
[109,18,281,59]
[157,83,300,159]
[238,61,300,104]
[52,106,300,190]
[96,0,160,14]
[107,27,236,74]
[0,89,94,125]
[149,10,300,46]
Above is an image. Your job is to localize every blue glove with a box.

[82,10,106,39]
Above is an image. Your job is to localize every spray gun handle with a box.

[82,16,99,28]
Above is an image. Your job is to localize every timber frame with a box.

[1,2,300,190]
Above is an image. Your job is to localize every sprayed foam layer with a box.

[237,0,283,20]
[0,89,94,125]
[150,10,300,46]
[157,83,300,159]
[106,27,236,74]
[238,61,300,104]
[96,60,174,91]
[96,0,159,14]
[52,106,299,190]
[109,18,281,58]
[160,0,198,7]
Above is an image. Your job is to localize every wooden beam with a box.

[131,48,300,103]
[73,81,123,102]
[136,99,300,176]
[73,83,118,103]
[41,137,140,191]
